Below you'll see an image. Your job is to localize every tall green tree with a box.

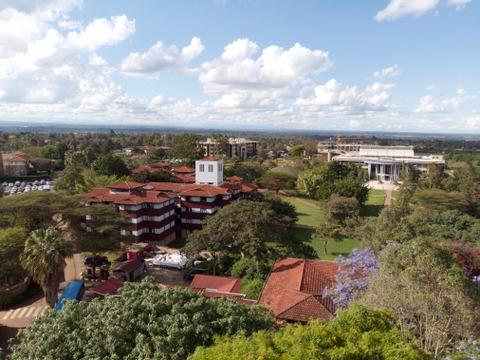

[172,133,203,164]
[0,227,28,287]
[21,227,74,308]
[9,278,274,360]
[185,200,299,275]
[92,153,130,177]
[361,238,480,357]
[190,304,428,360]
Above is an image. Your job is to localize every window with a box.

[219,163,223,171]
[199,164,205,172]
[208,164,214,172]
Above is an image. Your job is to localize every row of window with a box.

[118,199,175,211]
[130,210,175,224]
[198,164,217,172]
[181,218,203,224]
[127,221,175,236]
[181,207,219,214]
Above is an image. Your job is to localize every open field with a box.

[280,195,325,227]
[292,226,359,260]
[278,193,362,260]
[361,189,385,217]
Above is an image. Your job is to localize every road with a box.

[0,294,48,352]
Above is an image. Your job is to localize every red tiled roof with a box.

[240,182,258,193]
[106,182,145,190]
[258,258,338,323]
[201,156,220,161]
[200,290,255,305]
[190,274,243,293]
[131,161,170,175]
[148,182,231,197]
[113,259,144,274]
[175,174,196,183]
[86,187,171,205]
[171,166,195,174]
[92,278,124,296]
[2,152,29,162]
[226,175,244,182]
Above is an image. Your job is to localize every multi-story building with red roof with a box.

[84,158,257,242]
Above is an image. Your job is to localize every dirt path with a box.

[384,190,393,207]
[63,254,85,283]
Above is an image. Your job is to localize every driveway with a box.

[63,253,85,283]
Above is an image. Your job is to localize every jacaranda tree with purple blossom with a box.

[325,247,378,310]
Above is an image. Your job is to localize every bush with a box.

[242,278,264,300]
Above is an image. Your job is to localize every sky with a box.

[0,0,479,133]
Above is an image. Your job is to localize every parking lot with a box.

[2,179,53,196]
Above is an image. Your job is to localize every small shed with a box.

[125,243,152,261]
[91,278,124,297]
[112,259,146,282]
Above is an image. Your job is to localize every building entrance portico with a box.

[366,160,401,182]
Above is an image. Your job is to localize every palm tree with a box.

[21,226,73,308]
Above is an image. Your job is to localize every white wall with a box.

[195,159,223,186]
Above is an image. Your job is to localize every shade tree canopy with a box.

[190,304,428,360]
[360,238,480,357]
[9,278,274,360]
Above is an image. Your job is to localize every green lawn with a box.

[360,189,385,217]
[280,196,325,227]
[292,226,359,260]
[275,194,360,260]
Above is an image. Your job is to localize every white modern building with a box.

[332,145,444,182]
[195,157,224,186]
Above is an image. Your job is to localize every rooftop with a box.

[258,258,338,322]
[190,274,242,293]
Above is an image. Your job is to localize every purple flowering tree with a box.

[324,248,378,310]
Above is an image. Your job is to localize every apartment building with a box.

[200,138,258,159]
[84,157,257,242]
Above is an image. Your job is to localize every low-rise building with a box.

[2,152,30,176]
[200,138,258,159]
[258,258,338,323]
[190,274,254,304]
[332,145,444,182]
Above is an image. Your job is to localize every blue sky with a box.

[0,0,478,132]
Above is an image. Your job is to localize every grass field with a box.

[281,196,325,227]
[360,189,385,217]
[276,194,361,260]
[292,226,360,260]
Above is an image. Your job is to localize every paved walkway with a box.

[384,190,393,207]
[0,294,48,352]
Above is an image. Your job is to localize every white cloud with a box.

[196,38,332,109]
[447,0,472,10]
[375,0,471,21]
[199,39,332,93]
[120,37,204,76]
[295,79,395,114]
[466,115,480,129]
[374,64,400,78]
[88,53,107,66]
[415,88,474,113]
